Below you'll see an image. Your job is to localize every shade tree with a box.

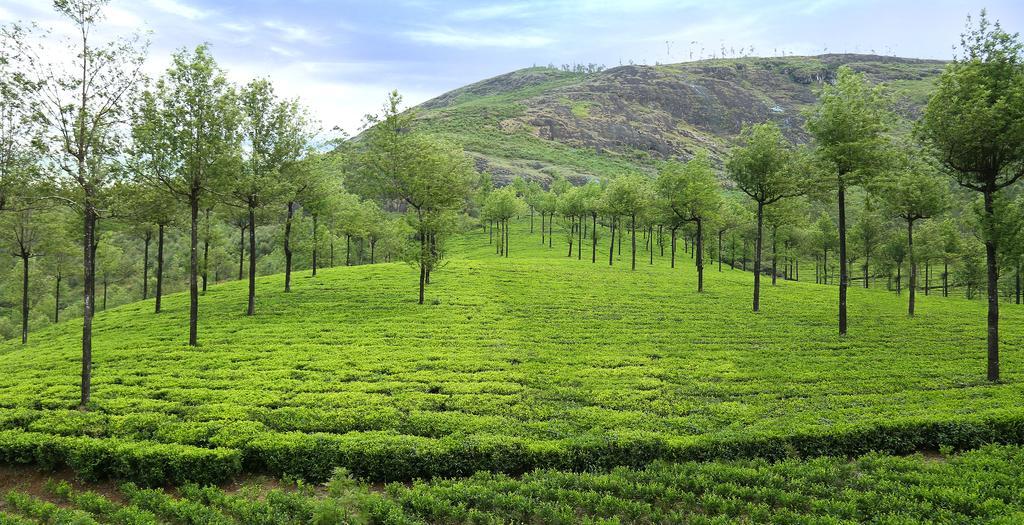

[232,79,313,315]
[17,0,147,408]
[727,122,804,311]
[354,91,474,304]
[918,11,1024,381]
[877,150,950,316]
[657,151,721,291]
[805,66,892,335]
[603,174,653,270]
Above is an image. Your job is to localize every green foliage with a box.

[481,187,525,222]
[0,219,1022,485]
[919,10,1024,194]
[726,123,802,205]
[804,66,893,187]
[8,445,1024,524]
[657,151,721,226]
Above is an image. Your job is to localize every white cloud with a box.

[269,45,299,58]
[263,20,322,45]
[405,28,554,48]
[449,3,535,21]
[220,22,253,33]
[148,0,209,20]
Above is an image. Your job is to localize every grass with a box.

[0,218,1021,485]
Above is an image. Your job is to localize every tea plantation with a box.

[3,445,1024,523]
[0,220,1022,493]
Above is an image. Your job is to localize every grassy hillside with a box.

[413,54,946,185]
[0,219,1021,487]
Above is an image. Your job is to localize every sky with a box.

[1,0,1020,135]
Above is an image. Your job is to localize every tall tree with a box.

[918,11,1024,381]
[727,123,803,311]
[137,45,239,346]
[0,199,51,344]
[878,151,949,316]
[282,149,334,292]
[233,79,311,314]
[355,91,473,304]
[603,174,652,271]
[805,66,891,335]
[657,151,721,291]
[851,199,886,288]
[18,0,147,408]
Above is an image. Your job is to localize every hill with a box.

[413,54,945,185]
[0,219,1021,488]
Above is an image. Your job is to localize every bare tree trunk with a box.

[983,190,1000,382]
[718,231,723,272]
[80,199,96,409]
[608,217,615,266]
[54,273,61,323]
[549,213,553,248]
[908,219,916,317]
[284,202,294,292]
[156,223,165,314]
[864,255,869,289]
[312,215,318,276]
[591,214,597,263]
[189,194,199,347]
[631,214,637,271]
[671,227,677,268]
[568,218,575,257]
[247,203,256,316]
[578,217,583,260]
[771,226,778,286]
[142,231,150,300]
[838,187,848,335]
[696,219,704,293]
[753,201,763,312]
[649,226,653,265]
[418,228,426,304]
[346,234,351,266]
[21,254,29,344]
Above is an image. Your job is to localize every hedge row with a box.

[3,412,1024,485]
[0,430,241,486]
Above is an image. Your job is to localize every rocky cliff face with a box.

[414,54,945,186]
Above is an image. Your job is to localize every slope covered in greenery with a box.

[3,445,1024,523]
[413,54,945,184]
[0,220,1021,486]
